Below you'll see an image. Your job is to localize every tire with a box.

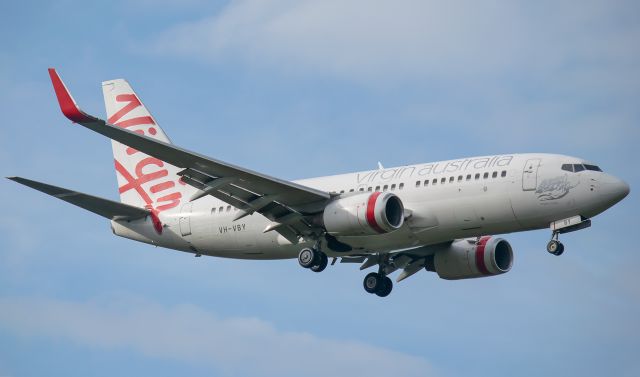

[375,276,393,297]
[310,252,328,272]
[546,240,560,255]
[363,272,382,294]
[298,248,316,268]
[555,242,565,256]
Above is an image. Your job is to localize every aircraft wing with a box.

[48,69,331,243]
[8,176,150,220]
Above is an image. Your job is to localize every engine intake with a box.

[430,236,514,280]
[323,192,404,236]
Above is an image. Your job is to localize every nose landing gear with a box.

[546,216,592,256]
[546,237,565,256]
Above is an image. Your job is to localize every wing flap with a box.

[8,177,150,220]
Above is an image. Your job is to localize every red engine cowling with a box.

[322,192,404,236]
[431,236,514,280]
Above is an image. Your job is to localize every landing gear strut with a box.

[546,233,565,256]
[298,247,328,272]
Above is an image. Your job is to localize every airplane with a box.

[8,68,630,297]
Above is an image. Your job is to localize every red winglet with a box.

[48,68,94,123]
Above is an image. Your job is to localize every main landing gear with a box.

[363,272,393,297]
[361,253,393,297]
[298,247,328,272]
[298,246,394,297]
[546,233,565,256]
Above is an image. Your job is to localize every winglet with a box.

[48,68,96,123]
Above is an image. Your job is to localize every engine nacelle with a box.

[323,192,404,236]
[429,236,513,280]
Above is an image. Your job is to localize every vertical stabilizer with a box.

[102,79,191,213]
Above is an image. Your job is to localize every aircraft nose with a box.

[618,179,631,199]
[600,176,630,205]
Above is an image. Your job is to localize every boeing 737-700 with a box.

[8,69,630,297]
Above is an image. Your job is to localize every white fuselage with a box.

[111,153,628,259]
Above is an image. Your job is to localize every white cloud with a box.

[0,296,437,377]
[149,0,640,84]
[142,0,640,151]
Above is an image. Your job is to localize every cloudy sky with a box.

[1,1,639,376]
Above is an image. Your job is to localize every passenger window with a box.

[399,183,404,190]
[340,190,344,193]
[574,164,585,172]
[483,172,489,179]
[501,171,507,177]
[424,180,430,186]
[433,179,438,185]
[584,164,602,172]
[458,175,463,182]
[383,185,389,191]
[375,186,380,191]
[415,181,421,187]
[367,187,373,191]
[561,164,574,172]
[359,187,364,192]
[440,177,446,184]
[449,177,454,183]
[492,171,497,178]
[219,206,224,212]
[475,173,480,180]
[226,206,231,212]
[466,174,471,181]
[390,184,396,191]
[211,208,216,214]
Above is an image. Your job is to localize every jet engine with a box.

[426,236,514,279]
[323,192,404,236]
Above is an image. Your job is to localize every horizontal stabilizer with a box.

[7,177,150,220]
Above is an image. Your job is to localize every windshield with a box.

[561,163,603,173]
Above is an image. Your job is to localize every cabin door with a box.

[522,159,541,191]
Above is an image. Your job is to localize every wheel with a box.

[546,240,561,255]
[546,240,565,256]
[310,252,328,272]
[375,276,393,297]
[298,248,317,268]
[363,272,382,294]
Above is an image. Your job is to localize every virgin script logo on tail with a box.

[110,94,184,215]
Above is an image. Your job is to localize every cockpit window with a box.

[584,164,602,172]
[562,163,602,173]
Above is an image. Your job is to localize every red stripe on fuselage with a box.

[366,192,386,234]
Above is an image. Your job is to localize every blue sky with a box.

[1,1,639,376]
